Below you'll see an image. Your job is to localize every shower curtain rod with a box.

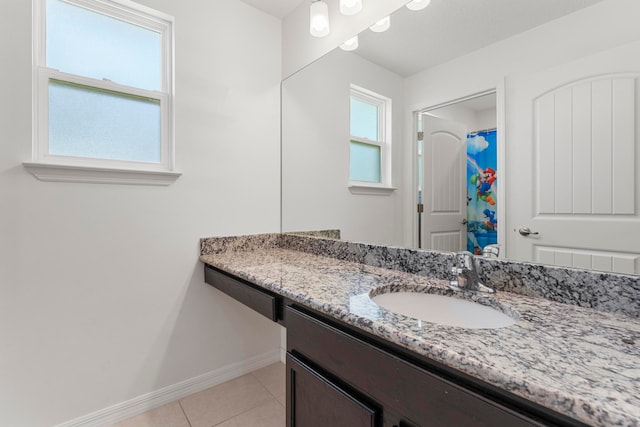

[468,127,497,135]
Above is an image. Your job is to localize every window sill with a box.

[348,184,397,196]
[23,162,182,186]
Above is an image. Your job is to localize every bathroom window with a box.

[349,85,392,190]
[27,0,178,184]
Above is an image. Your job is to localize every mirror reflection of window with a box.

[349,85,391,185]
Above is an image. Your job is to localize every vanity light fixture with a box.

[340,0,362,16]
[406,0,431,11]
[369,15,390,33]
[310,0,330,37]
[340,35,359,51]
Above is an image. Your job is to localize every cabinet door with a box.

[286,353,379,427]
[287,306,546,427]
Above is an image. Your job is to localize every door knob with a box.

[518,227,539,237]
[461,219,468,225]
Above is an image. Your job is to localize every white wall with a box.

[404,0,640,110]
[0,1,282,425]
[426,103,497,135]
[281,0,407,78]
[476,108,497,132]
[282,49,405,245]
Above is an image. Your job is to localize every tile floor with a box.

[112,362,285,427]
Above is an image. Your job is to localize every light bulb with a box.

[310,1,330,37]
[340,0,362,16]
[406,0,431,11]
[369,16,390,33]
[340,35,359,51]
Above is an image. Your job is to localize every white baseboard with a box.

[55,349,282,427]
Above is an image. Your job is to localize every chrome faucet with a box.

[450,251,495,293]
[482,244,500,258]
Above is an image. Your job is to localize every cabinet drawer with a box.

[204,266,278,321]
[286,306,544,427]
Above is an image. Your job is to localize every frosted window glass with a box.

[48,80,161,163]
[350,97,378,140]
[350,141,381,183]
[46,0,161,91]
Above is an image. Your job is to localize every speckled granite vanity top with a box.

[200,234,640,427]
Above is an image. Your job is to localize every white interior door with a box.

[421,114,467,252]
[507,40,640,275]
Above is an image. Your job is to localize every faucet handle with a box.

[449,251,494,293]
[455,251,477,271]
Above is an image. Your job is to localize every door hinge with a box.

[417,131,424,141]
[417,203,424,213]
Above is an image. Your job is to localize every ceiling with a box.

[240,0,605,77]
[239,0,305,19]
[355,0,604,76]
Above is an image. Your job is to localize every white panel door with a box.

[421,114,467,252]
[507,40,640,274]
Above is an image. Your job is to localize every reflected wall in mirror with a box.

[282,47,405,246]
[282,0,640,275]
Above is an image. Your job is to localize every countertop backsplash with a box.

[200,232,640,318]
[200,233,281,254]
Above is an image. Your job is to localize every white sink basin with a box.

[370,291,516,329]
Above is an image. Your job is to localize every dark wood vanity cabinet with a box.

[204,266,585,427]
[286,305,548,427]
[204,265,280,321]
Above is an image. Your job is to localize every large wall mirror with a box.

[282,0,640,276]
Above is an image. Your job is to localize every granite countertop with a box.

[200,247,640,427]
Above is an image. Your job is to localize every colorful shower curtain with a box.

[466,129,498,254]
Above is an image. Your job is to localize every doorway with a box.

[415,91,499,253]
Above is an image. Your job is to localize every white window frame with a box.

[348,84,395,194]
[25,0,180,185]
